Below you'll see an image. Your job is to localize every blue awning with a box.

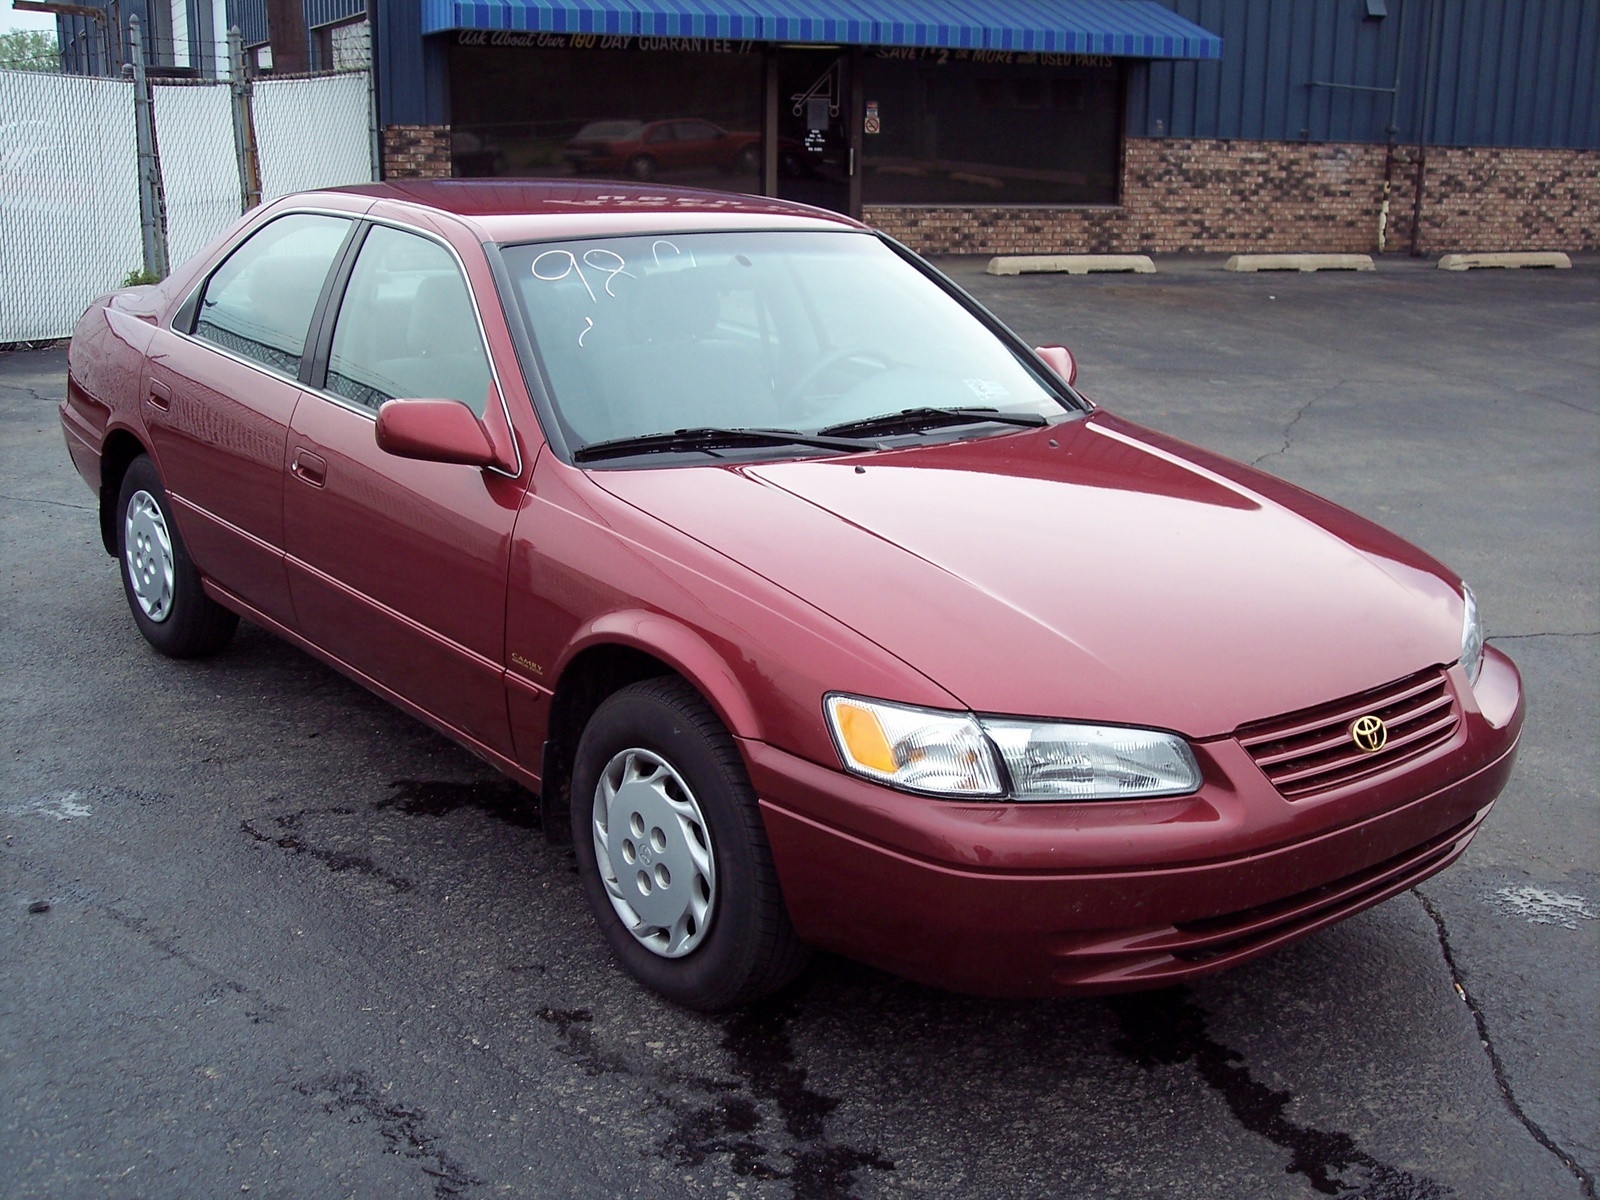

[421,0,1223,59]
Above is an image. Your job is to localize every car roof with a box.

[320,180,869,244]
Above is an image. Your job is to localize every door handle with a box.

[147,380,171,410]
[290,448,327,488]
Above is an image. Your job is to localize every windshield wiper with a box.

[818,407,1049,439]
[573,426,869,464]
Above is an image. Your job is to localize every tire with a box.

[570,676,810,1010]
[625,154,657,181]
[116,454,238,658]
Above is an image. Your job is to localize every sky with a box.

[3,3,60,36]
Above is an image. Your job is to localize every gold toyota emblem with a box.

[1350,714,1388,754]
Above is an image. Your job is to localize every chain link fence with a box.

[0,69,142,344]
[255,72,373,204]
[0,57,375,344]
[152,80,239,267]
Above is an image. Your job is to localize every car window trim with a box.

[483,241,573,464]
[168,209,361,393]
[298,213,525,482]
[492,226,1081,467]
[874,230,1091,414]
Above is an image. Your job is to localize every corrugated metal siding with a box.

[1130,0,1600,148]
[377,0,448,124]
[227,0,271,46]
[305,0,365,29]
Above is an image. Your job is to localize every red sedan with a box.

[60,181,1522,1009]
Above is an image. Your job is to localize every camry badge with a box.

[1350,714,1388,754]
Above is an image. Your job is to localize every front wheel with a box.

[116,455,237,657]
[570,677,810,1009]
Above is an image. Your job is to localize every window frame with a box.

[299,215,524,481]
[172,208,523,481]
[173,211,360,388]
[488,225,1088,470]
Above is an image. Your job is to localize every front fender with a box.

[559,609,764,742]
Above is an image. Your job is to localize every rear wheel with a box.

[570,676,810,1009]
[116,455,237,657]
[625,154,657,181]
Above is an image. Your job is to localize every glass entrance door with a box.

[776,49,853,215]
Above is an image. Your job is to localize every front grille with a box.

[1238,668,1460,800]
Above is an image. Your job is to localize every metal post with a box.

[228,27,262,212]
[1377,0,1406,254]
[366,48,381,182]
[1409,0,1440,258]
[128,15,169,280]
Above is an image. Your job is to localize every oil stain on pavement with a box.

[1111,988,1450,1199]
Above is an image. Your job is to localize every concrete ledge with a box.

[986,254,1157,276]
[1437,252,1572,271]
[1223,254,1376,273]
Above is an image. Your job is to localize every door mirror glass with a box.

[1034,344,1077,386]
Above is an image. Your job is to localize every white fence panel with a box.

[0,69,141,342]
[153,82,239,270]
[254,72,372,202]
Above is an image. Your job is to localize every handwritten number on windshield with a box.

[532,242,692,346]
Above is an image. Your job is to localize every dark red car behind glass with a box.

[60,181,1522,1010]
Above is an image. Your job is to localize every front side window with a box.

[325,225,492,416]
[503,230,1070,457]
[191,213,351,375]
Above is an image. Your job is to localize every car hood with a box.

[590,413,1466,738]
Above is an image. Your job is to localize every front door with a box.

[282,221,522,757]
[776,49,854,216]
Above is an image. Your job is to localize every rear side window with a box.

[324,224,491,416]
[191,214,351,375]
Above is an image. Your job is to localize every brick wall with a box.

[868,139,1600,256]
[382,124,452,180]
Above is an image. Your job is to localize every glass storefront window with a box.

[860,53,1122,206]
[448,43,764,194]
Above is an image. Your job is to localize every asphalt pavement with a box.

[2,253,1595,1200]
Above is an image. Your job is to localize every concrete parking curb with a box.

[986,255,1157,276]
[1437,252,1572,271]
[1223,254,1376,273]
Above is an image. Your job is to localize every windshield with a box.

[500,231,1074,461]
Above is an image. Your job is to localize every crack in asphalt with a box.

[25,872,287,1026]
[1414,888,1598,1199]
[1251,383,1338,467]
[531,999,892,1197]
[240,807,415,893]
[293,1070,484,1199]
[1111,988,1451,1198]
[0,491,94,512]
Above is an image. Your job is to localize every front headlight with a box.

[1460,584,1484,685]
[825,694,1202,802]
[825,695,1003,796]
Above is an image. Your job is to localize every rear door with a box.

[281,220,523,755]
[145,212,355,625]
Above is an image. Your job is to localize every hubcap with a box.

[592,748,716,958]
[124,489,175,622]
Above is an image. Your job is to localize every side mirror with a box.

[1034,344,1077,386]
[375,398,512,472]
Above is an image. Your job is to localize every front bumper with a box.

[747,649,1523,997]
